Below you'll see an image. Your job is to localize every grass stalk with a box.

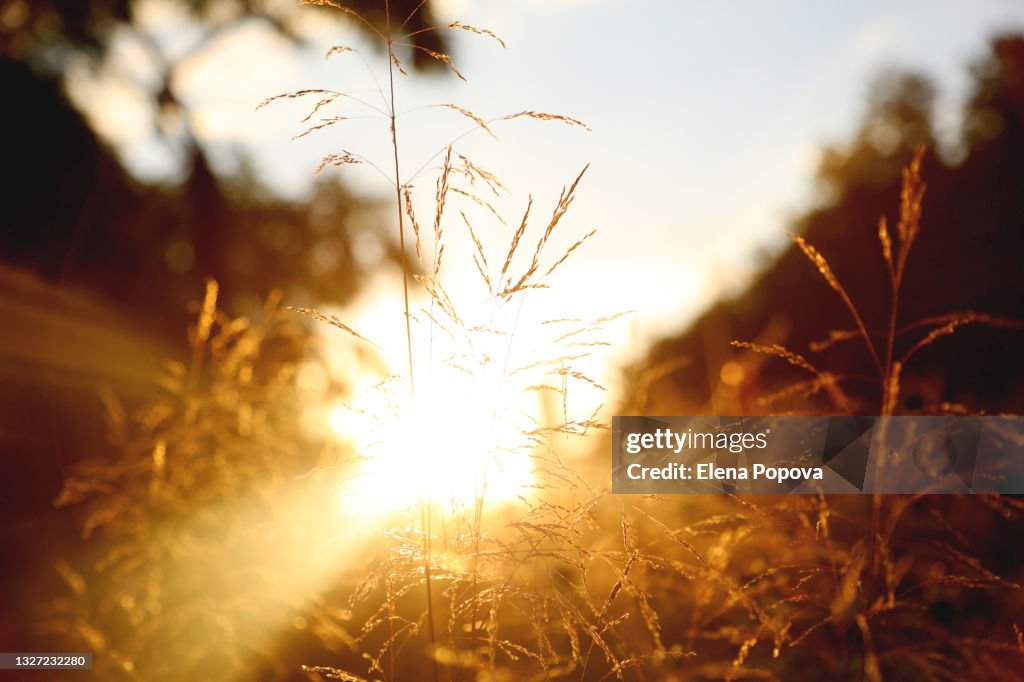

[385,0,416,400]
[383,6,435,680]
[420,498,440,682]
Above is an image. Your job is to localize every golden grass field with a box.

[3,2,1024,681]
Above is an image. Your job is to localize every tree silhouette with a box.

[632,36,1024,416]
[1,0,447,336]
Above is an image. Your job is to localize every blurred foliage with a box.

[0,58,383,337]
[632,36,1024,416]
[42,282,365,680]
[0,0,445,69]
[0,0,446,337]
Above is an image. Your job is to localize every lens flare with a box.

[331,380,534,515]
[325,293,544,515]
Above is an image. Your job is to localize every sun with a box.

[323,286,545,516]
[330,379,535,515]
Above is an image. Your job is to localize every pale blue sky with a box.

[76,0,1024,359]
